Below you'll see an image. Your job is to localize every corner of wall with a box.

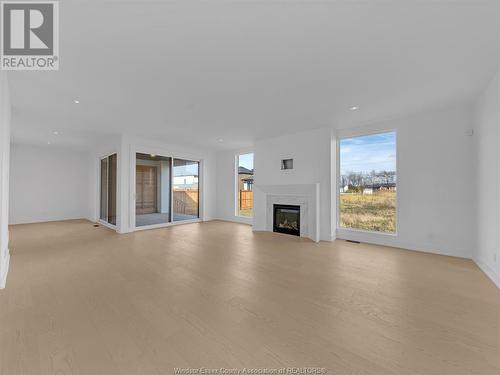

[472,66,500,289]
[474,257,500,289]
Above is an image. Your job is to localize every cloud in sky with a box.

[340,132,396,174]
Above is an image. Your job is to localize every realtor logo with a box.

[1,1,59,70]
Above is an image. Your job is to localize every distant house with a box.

[238,166,254,191]
[371,183,396,191]
[363,188,373,195]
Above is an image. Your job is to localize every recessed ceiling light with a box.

[349,106,359,111]
[217,138,224,142]
[53,131,59,135]
[73,99,80,104]
[47,141,51,145]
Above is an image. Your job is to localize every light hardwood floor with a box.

[1,220,499,375]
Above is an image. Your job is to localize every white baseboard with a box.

[474,257,500,289]
[336,229,470,259]
[10,216,88,225]
[217,215,253,225]
[0,251,10,289]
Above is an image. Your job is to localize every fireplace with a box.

[273,204,300,236]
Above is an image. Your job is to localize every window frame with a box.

[336,129,398,236]
[235,152,254,218]
[98,152,118,229]
[172,157,200,222]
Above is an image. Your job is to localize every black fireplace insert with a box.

[273,204,300,236]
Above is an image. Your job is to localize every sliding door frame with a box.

[130,146,203,232]
[97,152,119,230]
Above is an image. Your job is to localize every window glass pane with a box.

[108,154,117,225]
[173,159,199,221]
[100,154,118,225]
[237,153,254,217]
[100,158,108,221]
[339,132,397,233]
[135,153,172,227]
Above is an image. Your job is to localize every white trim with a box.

[234,154,239,217]
[97,152,118,229]
[335,231,469,259]
[254,183,320,242]
[337,126,397,140]
[474,257,500,289]
[337,227,397,237]
[225,215,253,225]
[0,251,9,289]
[170,157,174,223]
[98,219,117,231]
[235,152,254,219]
[330,133,337,240]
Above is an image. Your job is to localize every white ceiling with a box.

[9,0,500,151]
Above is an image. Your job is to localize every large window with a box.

[339,132,397,233]
[100,153,117,225]
[237,153,254,217]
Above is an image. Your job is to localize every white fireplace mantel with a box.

[253,183,320,242]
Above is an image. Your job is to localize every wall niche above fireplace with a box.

[273,204,300,236]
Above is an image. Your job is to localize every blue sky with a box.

[340,132,396,174]
[239,153,254,170]
[174,160,199,176]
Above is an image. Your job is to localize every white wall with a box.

[216,148,253,225]
[9,144,91,224]
[474,68,500,288]
[336,102,476,258]
[253,128,333,241]
[0,71,11,289]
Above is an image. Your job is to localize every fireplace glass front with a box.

[273,204,300,236]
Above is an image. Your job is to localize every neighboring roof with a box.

[371,183,396,188]
[238,166,254,175]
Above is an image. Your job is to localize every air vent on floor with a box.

[346,240,360,244]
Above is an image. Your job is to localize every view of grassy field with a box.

[239,208,252,217]
[340,190,396,233]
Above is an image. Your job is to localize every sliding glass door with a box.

[134,154,200,228]
[173,159,199,221]
[135,153,172,227]
[100,154,117,225]
[100,158,108,222]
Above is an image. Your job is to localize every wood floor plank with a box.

[0,219,499,374]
